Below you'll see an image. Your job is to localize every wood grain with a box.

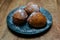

[0,0,60,40]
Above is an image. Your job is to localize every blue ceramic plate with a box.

[7,6,52,35]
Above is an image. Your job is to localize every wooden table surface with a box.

[0,0,60,40]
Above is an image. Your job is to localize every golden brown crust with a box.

[27,12,47,28]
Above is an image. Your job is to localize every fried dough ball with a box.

[24,2,39,15]
[13,9,28,26]
[27,12,47,28]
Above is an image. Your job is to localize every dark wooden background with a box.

[0,0,60,40]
